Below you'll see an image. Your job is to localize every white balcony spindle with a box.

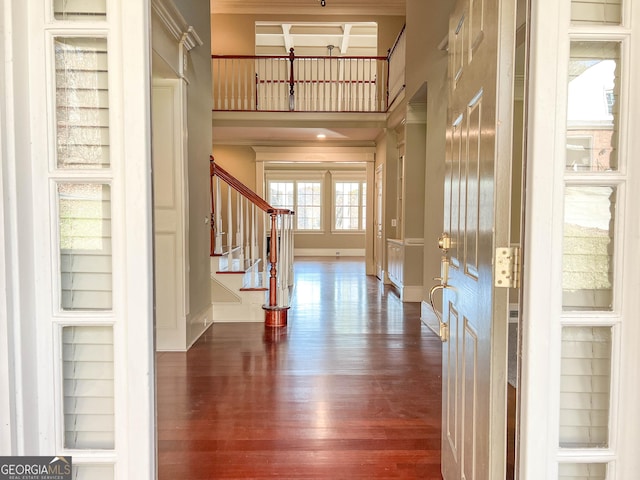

[227,185,233,253]
[368,59,373,111]
[236,192,243,263]
[214,59,219,109]
[251,204,257,261]
[243,197,250,261]
[214,177,223,254]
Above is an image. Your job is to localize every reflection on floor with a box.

[157,257,444,479]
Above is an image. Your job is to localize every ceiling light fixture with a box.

[320,0,326,6]
[317,134,326,139]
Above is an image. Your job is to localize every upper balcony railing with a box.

[212,49,389,113]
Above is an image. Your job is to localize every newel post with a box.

[263,210,289,328]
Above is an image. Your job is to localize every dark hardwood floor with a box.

[157,257,443,479]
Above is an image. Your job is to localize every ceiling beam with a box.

[341,24,352,55]
[282,23,293,52]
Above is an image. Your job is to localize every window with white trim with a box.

[331,172,366,231]
[266,172,324,231]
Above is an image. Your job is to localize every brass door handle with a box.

[429,283,452,343]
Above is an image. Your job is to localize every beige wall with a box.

[211,14,405,57]
[404,115,426,240]
[404,0,453,302]
[213,145,257,190]
[173,0,214,327]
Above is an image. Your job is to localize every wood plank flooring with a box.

[157,258,443,479]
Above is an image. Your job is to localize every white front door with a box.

[439,0,516,478]
[520,0,640,478]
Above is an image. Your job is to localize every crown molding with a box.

[152,0,203,51]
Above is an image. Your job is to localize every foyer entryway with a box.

[157,258,443,478]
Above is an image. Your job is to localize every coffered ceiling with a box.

[255,22,378,56]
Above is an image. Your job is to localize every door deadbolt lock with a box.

[438,233,451,253]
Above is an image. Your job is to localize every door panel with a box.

[153,81,188,350]
[440,0,516,478]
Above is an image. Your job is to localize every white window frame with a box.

[330,171,367,233]
[522,0,640,478]
[265,171,325,232]
[5,0,156,477]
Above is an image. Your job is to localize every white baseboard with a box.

[421,301,440,337]
[400,285,423,302]
[294,248,365,257]
[388,278,423,302]
[186,303,213,350]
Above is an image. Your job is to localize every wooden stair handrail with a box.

[210,156,292,215]
[210,155,294,328]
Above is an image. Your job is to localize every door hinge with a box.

[494,246,520,288]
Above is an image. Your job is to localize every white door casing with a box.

[520,0,640,478]
[440,0,516,478]
[153,80,190,351]
[2,0,156,477]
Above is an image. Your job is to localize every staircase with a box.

[209,157,294,326]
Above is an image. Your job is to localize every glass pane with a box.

[361,182,366,229]
[566,42,620,172]
[63,326,115,449]
[54,0,107,21]
[268,182,294,210]
[571,0,621,25]
[562,186,615,311]
[59,184,112,310]
[297,182,321,230]
[335,182,361,230]
[560,327,611,448]
[55,37,110,168]
[559,462,607,480]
